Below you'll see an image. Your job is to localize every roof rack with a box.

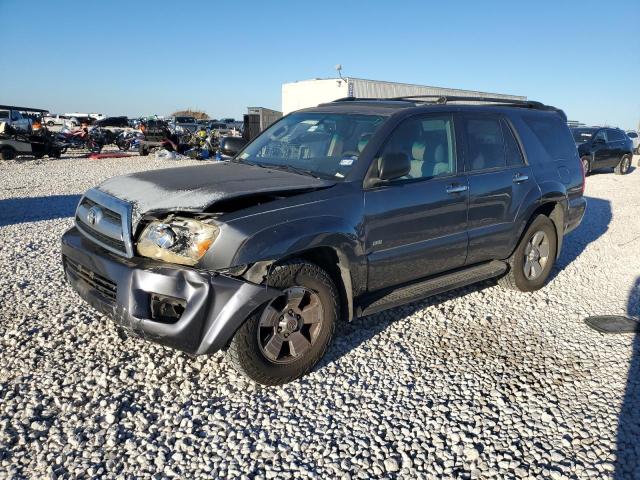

[330,95,566,119]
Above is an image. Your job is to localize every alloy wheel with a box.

[523,231,550,280]
[257,287,324,364]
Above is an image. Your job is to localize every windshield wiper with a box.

[261,163,325,179]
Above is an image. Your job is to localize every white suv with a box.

[0,107,31,131]
[626,131,639,154]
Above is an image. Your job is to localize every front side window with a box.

[375,114,456,181]
[236,112,385,180]
[594,130,608,143]
[463,116,506,171]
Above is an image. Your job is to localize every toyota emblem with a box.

[87,206,102,226]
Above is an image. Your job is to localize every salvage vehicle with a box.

[571,126,634,175]
[0,105,44,131]
[62,96,586,385]
[0,122,62,160]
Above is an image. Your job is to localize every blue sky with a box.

[2,0,639,128]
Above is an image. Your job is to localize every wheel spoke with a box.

[530,260,542,278]
[301,295,322,324]
[524,259,533,278]
[538,243,550,259]
[524,243,533,256]
[286,287,306,309]
[287,331,311,357]
[262,335,284,361]
[259,305,281,328]
[531,231,545,247]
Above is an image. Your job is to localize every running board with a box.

[357,260,507,317]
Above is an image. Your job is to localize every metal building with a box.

[282,77,526,114]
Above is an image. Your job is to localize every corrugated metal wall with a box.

[349,78,525,101]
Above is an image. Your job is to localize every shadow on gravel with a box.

[0,194,81,227]
[318,280,496,370]
[549,196,611,282]
[615,277,640,479]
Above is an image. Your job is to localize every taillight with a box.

[580,158,586,194]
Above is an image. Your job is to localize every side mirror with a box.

[219,136,247,157]
[378,152,410,181]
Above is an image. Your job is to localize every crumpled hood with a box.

[97,161,334,227]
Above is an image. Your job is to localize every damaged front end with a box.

[61,227,281,355]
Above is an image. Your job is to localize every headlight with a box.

[137,217,219,266]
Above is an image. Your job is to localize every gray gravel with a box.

[1,153,640,479]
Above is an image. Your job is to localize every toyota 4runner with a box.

[62,96,586,385]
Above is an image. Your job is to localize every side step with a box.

[357,260,507,317]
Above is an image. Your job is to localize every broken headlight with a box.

[137,217,219,266]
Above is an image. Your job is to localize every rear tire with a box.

[614,155,631,175]
[139,144,149,156]
[227,260,338,385]
[498,214,558,292]
[0,147,16,161]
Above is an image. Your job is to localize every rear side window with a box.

[607,129,623,141]
[463,116,506,170]
[523,115,576,161]
[501,120,525,166]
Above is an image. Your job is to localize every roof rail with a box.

[328,95,566,119]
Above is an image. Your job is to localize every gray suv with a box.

[62,96,586,384]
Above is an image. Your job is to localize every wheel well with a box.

[278,247,352,322]
[529,202,564,259]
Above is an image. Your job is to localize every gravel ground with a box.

[1,153,639,479]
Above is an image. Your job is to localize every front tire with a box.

[614,155,631,175]
[227,260,339,385]
[499,214,558,292]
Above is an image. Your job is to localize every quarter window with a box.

[376,115,456,181]
[463,116,506,171]
[523,115,577,161]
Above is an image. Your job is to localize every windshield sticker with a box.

[339,158,355,166]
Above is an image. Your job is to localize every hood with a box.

[97,161,334,227]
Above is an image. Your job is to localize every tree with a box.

[171,109,209,120]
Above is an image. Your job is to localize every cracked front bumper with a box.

[61,227,279,355]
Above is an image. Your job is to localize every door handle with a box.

[446,184,468,194]
[513,173,529,183]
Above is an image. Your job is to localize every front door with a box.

[592,129,612,168]
[364,114,468,292]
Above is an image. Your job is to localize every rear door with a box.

[605,129,624,166]
[364,113,468,292]
[461,113,536,264]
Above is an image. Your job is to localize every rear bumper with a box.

[61,227,280,355]
[566,196,587,234]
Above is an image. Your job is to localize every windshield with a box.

[571,128,596,144]
[234,112,385,180]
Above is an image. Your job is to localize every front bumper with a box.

[61,227,280,355]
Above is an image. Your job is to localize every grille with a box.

[81,197,122,223]
[76,217,127,252]
[74,190,132,257]
[64,256,117,303]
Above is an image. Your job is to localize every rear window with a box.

[627,132,638,138]
[524,115,576,161]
